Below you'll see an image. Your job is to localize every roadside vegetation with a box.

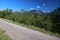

[0,7,60,37]
[0,28,11,40]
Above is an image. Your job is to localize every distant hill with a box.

[47,7,60,16]
[29,10,47,15]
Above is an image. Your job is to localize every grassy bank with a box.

[0,18,60,38]
[0,28,11,40]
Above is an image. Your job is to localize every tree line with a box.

[0,7,60,34]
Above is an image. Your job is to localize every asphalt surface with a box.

[0,19,60,40]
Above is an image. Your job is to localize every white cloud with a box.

[37,6,40,8]
[30,8,34,10]
[43,11,46,13]
[43,3,46,6]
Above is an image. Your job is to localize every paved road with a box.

[0,19,60,40]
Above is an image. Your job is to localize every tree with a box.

[50,7,60,33]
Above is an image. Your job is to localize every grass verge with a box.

[0,28,11,40]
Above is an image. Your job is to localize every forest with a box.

[0,7,60,34]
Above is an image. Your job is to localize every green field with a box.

[0,28,11,40]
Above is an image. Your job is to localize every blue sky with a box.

[0,0,60,12]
